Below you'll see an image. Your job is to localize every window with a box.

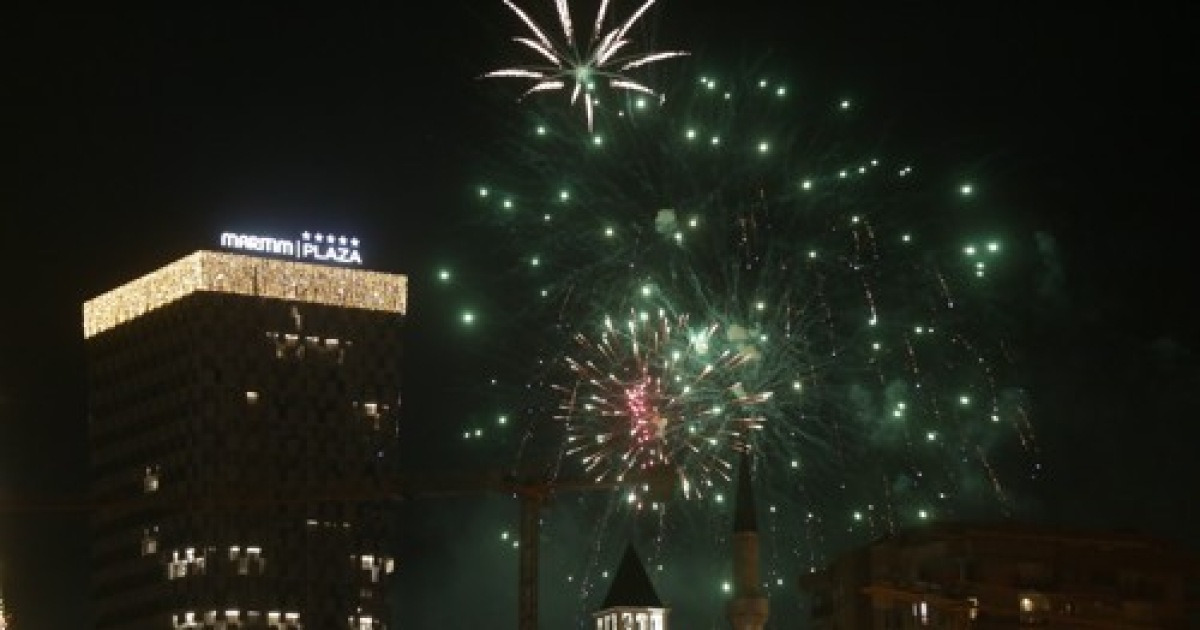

[1019,593,1049,624]
[142,527,158,555]
[144,465,160,492]
[912,600,931,626]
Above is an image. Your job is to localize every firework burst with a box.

[484,0,688,130]
[449,48,1040,622]
[555,309,770,504]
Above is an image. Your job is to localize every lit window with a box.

[912,600,930,626]
[144,466,160,492]
[142,527,158,555]
[1019,593,1049,624]
[246,391,259,404]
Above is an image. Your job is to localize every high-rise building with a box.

[83,246,407,629]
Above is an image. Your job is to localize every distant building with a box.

[82,248,407,629]
[798,521,1200,629]
[593,543,669,630]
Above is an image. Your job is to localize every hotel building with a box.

[83,244,407,629]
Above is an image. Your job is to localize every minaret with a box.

[728,450,768,630]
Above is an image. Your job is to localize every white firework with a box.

[485,0,688,130]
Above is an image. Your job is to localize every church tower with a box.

[728,451,768,630]
[593,543,669,630]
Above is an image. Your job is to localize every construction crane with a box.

[1,467,673,630]
[389,467,669,630]
[503,474,624,630]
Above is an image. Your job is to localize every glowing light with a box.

[83,251,406,338]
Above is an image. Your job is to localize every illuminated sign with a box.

[219,231,363,265]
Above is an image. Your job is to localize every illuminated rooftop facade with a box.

[82,250,407,338]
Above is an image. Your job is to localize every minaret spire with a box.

[728,449,768,630]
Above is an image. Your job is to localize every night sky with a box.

[1,1,1196,628]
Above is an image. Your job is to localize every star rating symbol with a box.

[293,231,361,250]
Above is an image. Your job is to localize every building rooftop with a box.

[82,250,407,338]
[601,544,664,609]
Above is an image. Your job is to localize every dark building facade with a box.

[799,521,1200,629]
[83,251,407,629]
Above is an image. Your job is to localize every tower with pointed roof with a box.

[728,450,769,630]
[592,543,670,630]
